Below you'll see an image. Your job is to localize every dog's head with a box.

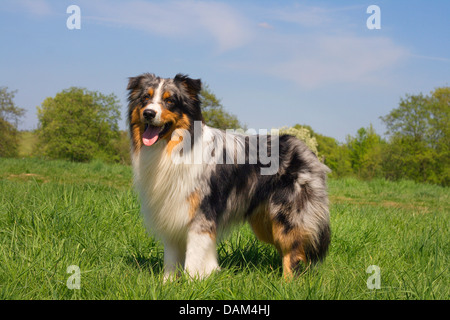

[127,73,203,150]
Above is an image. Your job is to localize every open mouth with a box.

[142,122,172,147]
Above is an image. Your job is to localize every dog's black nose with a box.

[143,109,156,120]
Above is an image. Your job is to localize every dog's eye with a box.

[142,94,150,102]
[165,98,174,105]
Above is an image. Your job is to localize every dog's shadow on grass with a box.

[124,250,164,275]
[123,237,283,277]
[217,238,283,276]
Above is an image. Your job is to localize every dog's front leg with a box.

[163,240,186,282]
[184,229,220,279]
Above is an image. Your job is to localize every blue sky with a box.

[1,0,449,142]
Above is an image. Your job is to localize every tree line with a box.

[0,85,448,186]
[316,87,448,186]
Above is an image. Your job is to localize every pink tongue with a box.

[142,125,161,146]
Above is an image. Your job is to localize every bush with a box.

[36,87,121,162]
[278,126,319,155]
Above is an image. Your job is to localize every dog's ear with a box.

[127,73,156,91]
[127,76,143,91]
[174,74,202,100]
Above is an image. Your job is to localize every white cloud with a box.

[82,0,252,52]
[252,3,364,29]
[57,0,409,89]
[225,4,410,89]
[11,0,53,16]
[409,54,450,63]
[269,5,333,28]
[257,22,274,29]
[264,35,408,89]
[69,0,410,87]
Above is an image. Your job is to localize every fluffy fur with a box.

[127,73,331,279]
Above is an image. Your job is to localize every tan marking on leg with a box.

[272,222,308,279]
[282,252,294,280]
[248,203,312,279]
[187,189,201,221]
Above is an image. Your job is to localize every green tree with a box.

[200,84,244,130]
[0,87,25,157]
[428,87,450,184]
[113,130,132,165]
[317,135,353,178]
[291,124,352,178]
[346,125,384,179]
[380,87,449,185]
[36,87,121,162]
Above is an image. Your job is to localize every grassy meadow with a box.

[0,157,448,300]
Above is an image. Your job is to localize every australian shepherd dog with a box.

[127,73,331,280]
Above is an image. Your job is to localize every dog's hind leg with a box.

[278,235,308,280]
[248,204,310,280]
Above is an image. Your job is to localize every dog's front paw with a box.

[185,264,221,280]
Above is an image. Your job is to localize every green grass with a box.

[0,157,448,300]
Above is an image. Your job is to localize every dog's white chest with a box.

[132,143,201,243]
